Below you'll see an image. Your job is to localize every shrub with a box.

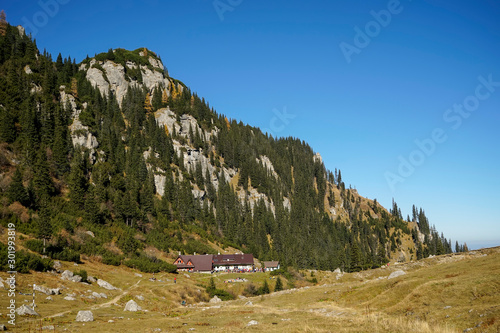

[123,255,177,273]
[206,277,235,301]
[74,269,88,283]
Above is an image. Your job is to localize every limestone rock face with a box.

[82,56,173,108]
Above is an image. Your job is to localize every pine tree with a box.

[7,167,29,205]
[274,276,283,291]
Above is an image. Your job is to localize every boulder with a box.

[87,276,97,283]
[247,320,258,326]
[97,279,117,290]
[53,261,62,270]
[75,310,94,322]
[61,270,74,280]
[16,304,40,316]
[209,296,222,303]
[34,285,61,295]
[0,323,6,330]
[100,293,108,299]
[70,275,82,283]
[388,270,406,279]
[124,300,141,312]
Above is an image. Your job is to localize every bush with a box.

[102,253,122,266]
[206,277,235,301]
[74,269,88,283]
[123,255,177,273]
[24,239,81,263]
[0,243,53,273]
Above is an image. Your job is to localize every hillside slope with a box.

[0,22,461,274]
[1,246,498,332]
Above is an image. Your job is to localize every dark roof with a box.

[174,255,213,272]
[263,261,280,268]
[212,254,254,266]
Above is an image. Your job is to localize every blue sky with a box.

[4,0,500,249]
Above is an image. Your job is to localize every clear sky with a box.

[4,0,500,249]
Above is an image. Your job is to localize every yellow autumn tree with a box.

[70,78,78,98]
[144,92,153,112]
[162,88,169,104]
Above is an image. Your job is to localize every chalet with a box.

[262,261,280,272]
[212,254,254,272]
[173,254,213,273]
[173,253,255,273]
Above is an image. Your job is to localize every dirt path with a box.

[45,278,143,319]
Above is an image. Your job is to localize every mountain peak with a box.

[79,47,174,107]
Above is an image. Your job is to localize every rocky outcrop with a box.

[61,86,99,162]
[83,56,173,107]
[257,155,278,179]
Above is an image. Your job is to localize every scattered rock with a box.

[97,279,117,290]
[108,320,115,323]
[16,304,40,316]
[444,306,452,309]
[124,300,142,312]
[209,296,222,303]
[87,276,97,283]
[64,296,76,301]
[245,301,253,306]
[247,320,258,326]
[42,325,55,330]
[136,295,145,301]
[46,296,53,301]
[100,292,108,299]
[92,292,102,298]
[134,273,143,277]
[71,275,82,283]
[61,270,74,280]
[388,270,406,279]
[184,273,191,278]
[34,284,61,295]
[85,230,95,238]
[0,324,6,331]
[75,310,94,322]
[53,261,62,270]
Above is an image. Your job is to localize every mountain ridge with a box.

[0,23,464,275]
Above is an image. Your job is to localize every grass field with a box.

[1,247,499,332]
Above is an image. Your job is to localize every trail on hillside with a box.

[45,278,143,319]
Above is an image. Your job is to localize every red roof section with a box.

[212,254,254,266]
[174,255,213,272]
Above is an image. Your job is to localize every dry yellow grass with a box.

[1,247,499,332]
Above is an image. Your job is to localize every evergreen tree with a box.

[274,276,283,292]
[7,167,28,205]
